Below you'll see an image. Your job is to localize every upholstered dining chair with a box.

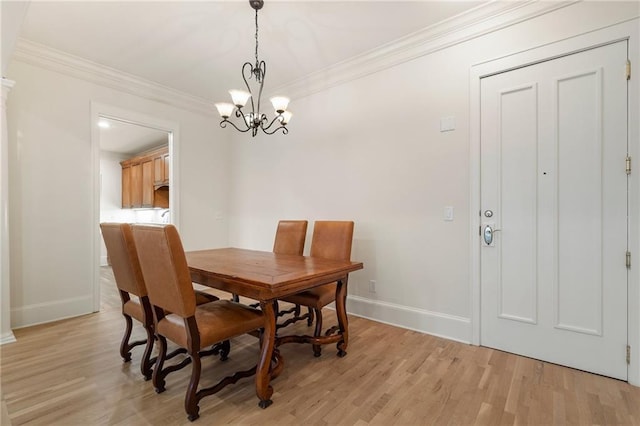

[272,220,308,321]
[100,222,220,380]
[272,220,308,256]
[131,224,265,422]
[277,221,354,356]
[234,220,308,306]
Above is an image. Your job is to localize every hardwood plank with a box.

[1,266,639,425]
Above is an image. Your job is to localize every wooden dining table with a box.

[185,247,363,408]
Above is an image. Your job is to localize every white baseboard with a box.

[0,331,16,345]
[100,255,109,267]
[346,295,472,344]
[11,295,94,329]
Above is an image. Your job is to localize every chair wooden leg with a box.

[120,314,134,362]
[276,304,314,329]
[152,335,168,393]
[200,340,230,361]
[185,352,202,422]
[218,340,230,361]
[306,307,314,327]
[312,308,323,357]
[140,326,155,381]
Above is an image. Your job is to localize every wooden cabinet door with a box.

[153,155,164,185]
[163,152,170,184]
[121,164,131,208]
[141,159,153,207]
[130,162,142,208]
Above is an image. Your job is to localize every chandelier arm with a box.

[261,124,289,135]
[234,106,250,125]
[260,115,288,135]
[220,119,252,133]
[260,114,283,132]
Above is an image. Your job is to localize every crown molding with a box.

[12,39,214,116]
[270,1,577,100]
[10,1,576,110]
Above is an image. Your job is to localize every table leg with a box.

[256,300,276,408]
[335,276,349,357]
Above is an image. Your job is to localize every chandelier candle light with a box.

[215,0,291,137]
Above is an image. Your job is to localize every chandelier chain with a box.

[254,8,259,66]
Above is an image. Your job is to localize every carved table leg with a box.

[335,277,349,357]
[256,300,276,408]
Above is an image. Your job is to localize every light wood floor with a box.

[1,267,639,425]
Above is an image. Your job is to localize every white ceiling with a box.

[99,117,168,155]
[14,1,485,152]
[17,1,483,101]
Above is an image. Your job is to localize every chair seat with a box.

[280,282,337,310]
[157,300,264,350]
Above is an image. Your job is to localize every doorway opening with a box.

[91,102,180,312]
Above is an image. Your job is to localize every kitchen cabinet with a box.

[120,146,169,209]
[141,158,153,207]
[121,163,132,208]
[153,150,170,187]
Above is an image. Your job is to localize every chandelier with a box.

[215,0,291,137]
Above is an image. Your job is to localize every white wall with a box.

[6,60,231,328]
[227,1,639,344]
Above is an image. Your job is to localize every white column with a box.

[1,77,16,344]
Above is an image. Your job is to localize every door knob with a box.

[483,224,501,246]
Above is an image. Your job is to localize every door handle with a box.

[483,224,501,246]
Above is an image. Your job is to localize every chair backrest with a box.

[273,220,308,255]
[310,221,354,261]
[100,222,147,297]
[131,224,196,318]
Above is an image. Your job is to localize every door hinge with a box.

[626,155,632,175]
[627,345,631,365]
[626,251,631,269]
[626,59,631,80]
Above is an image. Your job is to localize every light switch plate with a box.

[444,206,454,221]
[440,116,456,132]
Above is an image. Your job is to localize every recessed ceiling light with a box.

[98,120,111,129]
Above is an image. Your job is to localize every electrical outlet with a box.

[369,280,376,293]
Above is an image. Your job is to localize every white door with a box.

[480,40,628,380]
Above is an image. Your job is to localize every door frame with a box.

[90,102,180,313]
[469,20,639,385]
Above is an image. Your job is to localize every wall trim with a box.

[0,333,17,345]
[272,1,576,100]
[12,39,214,117]
[11,295,93,329]
[346,295,471,344]
[1,78,16,346]
[10,1,574,111]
